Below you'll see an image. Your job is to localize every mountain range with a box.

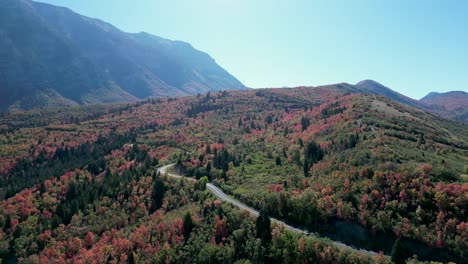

[0,0,246,111]
[0,0,466,124]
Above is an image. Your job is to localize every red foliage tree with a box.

[214,215,228,244]
[84,232,94,249]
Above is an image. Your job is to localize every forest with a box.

[1,139,389,263]
[0,86,466,263]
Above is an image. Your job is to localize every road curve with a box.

[158,164,379,256]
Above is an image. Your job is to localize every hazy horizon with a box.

[35,0,468,99]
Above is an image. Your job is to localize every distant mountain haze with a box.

[0,0,246,111]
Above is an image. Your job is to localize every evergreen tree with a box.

[128,251,135,264]
[305,141,324,164]
[206,162,212,178]
[150,175,165,213]
[275,156,282,166]
[391,238,407,264]
[301,116,310,131]
[256,209,272,246]
[88,162,100,175]
[303,159,310,177]
[183,212,194,239]
[4,215,11,230]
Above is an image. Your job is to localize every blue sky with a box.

[36,0,468,99]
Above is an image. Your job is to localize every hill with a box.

[0,0,246,112]
[355,80,468,123]
[355,80,422,109]
[420,91,468,122]
[0,86,466,262]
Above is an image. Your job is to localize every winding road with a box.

[158,164,379,256]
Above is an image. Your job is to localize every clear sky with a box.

[35,0,468,99]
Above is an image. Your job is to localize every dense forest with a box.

[0,85,466,263]
[0,140,388,263]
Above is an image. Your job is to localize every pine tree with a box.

[4,215,11,230]
[128,251,135,264]
[183,212,194,239]
[206,162,212,177]
[88,162,100,175]
[256,209,272,246]
[303,159,310,177]
[305,141,324,164]
[391,238,407,264]
[301,116,310,131]
[275,156,282,166]
[150,175,165,213]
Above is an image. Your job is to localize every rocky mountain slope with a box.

[0,0,246,112]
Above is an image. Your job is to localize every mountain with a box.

[421,91,468,104]
[0,0,246,112]
[420,91,468,122]
[354,80,422,108]
[355,80,468,123]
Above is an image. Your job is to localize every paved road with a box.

[158,164,379,256]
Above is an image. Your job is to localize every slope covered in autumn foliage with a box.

[420,91,468,123]
[0,135,386,263]
[0,85,467,263]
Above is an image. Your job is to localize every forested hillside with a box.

[0,86,466,263]
[420,91,468,122]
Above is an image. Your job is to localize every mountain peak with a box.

[421,92,440,100]
[355,79,395,94]
[355,79,384,87]
[354,79,422,109]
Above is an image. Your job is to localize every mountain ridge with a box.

[421,90,467,101]
[1,0,465,124]
[354,79,422,108]
[354,80,467,123]
[0,0,247,111]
